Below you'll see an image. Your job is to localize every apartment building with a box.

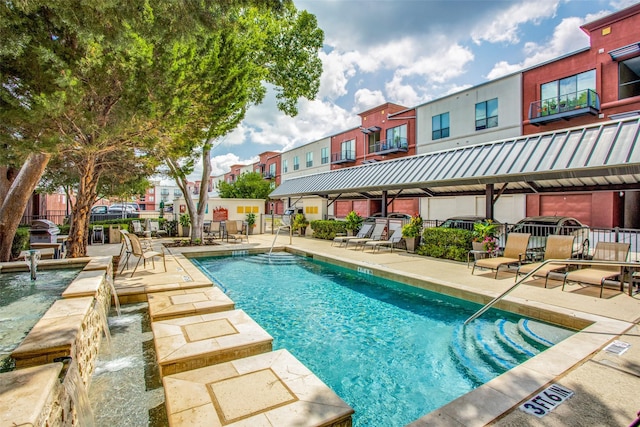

[233,4,640,228]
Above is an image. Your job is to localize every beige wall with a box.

[420,194,526,223]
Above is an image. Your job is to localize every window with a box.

[386,124,407,148]
[619,56,640,100]
[475,98,498,130]
[367,129,381,153]
[541,70,596,113]
[341,139,355,160]
[321,147,329,164]
[269,163,276,177]
[306,152,313,167]
[283,159,288,173]
[432,113,450,140]
[293,156,299,171]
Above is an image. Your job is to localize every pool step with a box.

[451,319,574,385]
[518,319,574,347]
[245,253,300,265]
[450,324,498,385]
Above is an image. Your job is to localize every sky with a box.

[199,0,640,178]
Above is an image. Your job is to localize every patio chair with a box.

[131,220,150,238]
[148,220,167,238]
[364,227,403,252]
[118,229,133,274]
[472,233,531,278]
[127,233,167,277]
[562,241,630,297]
[346,222,387,249]
[515,235,575,287]
[332,223,373,247]
[208,221,222,239]
[225,220,248,243]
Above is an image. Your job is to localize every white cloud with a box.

[353,88,386,112]
[610,0,640,10]
[318,50,360,100]
[471,0,561,45]
[385,75,424,107]
[486,15,591,79]
[396,42,474,84]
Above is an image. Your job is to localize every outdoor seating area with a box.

[470,232,638,298]
[345,222,387,249]
[563,242,631,298]
[515,235,576,287]
[472,233,531,278]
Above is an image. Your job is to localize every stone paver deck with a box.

[151,309,273,377]
[163,349,354,427]
[147,286,235,321]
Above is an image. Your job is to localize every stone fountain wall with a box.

[1,256,113,426]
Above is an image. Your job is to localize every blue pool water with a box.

[193,254,564,426]
[0,268,81,371]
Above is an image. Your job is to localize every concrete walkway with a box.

[88,233,640,426]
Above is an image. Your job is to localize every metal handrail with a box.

[464,258,639,324]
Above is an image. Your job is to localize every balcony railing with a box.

[529,89,600,125]
[331,150,356,164]
[369,137,408,155]
[263,172,275,179]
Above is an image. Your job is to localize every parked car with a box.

[108,204,136,214]
[509,216,590,258]
[91,205,108,214]
[439,216,491,231]
[364,212,412,222]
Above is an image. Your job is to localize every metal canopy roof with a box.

[269,118,640,200]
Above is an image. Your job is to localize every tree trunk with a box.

[66,155,100,258]
[0,153,51,261]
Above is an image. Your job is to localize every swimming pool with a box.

[193,253,573,426]
[0,268,81,372]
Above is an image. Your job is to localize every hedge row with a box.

[416,228,474,262]
[309,220,347,240]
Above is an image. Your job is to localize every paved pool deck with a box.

[88,233,640,427]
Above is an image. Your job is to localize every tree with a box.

[158,3,323,242]
[0,1,293,259]
[218,172,273,199]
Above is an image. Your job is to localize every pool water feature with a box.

[193,254,575,427]
[0,268,81,372]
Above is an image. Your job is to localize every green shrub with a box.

[309,220,347,240]
[417,228,473,262]
[11,227,30,260]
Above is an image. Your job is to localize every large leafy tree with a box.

[0,0,295,259]
[218,172,273,199]
[158,3,323,242]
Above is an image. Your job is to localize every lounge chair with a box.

[472,233,530,278]
[562,242,630,297]
[515,235,575,287]
[126,233,167,277]
[346,222,387,249]
[332,223,373,247]
[225,220,248,242]
[365,227,403,252]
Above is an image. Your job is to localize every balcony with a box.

[529,89,600,125]
[331,150,356,164]
[369,137,408,155]
[263,172,275,179]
